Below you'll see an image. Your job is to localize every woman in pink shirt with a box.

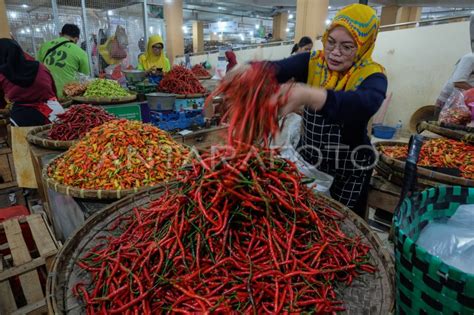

[0,38,64,126]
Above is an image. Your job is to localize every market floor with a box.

[367,208,394,260]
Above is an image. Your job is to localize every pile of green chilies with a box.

[74,145,375,314]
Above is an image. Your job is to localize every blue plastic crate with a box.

[150,109,205,131]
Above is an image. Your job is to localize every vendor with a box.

[291,36,313,55]
[233,4,387,214]
[0,39,64,127]
[435,14,474,109]
[138,35,171,74]
[37,24,90,98]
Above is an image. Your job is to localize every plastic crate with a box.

[133,82,157,95]
[150,110,205,131]
[0,205,29,222]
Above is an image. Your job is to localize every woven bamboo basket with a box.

[409,105,437,132]
[60,99,74,108]
[72,95,136,105]
[375,141,474,188]
[197,75,213,80]
[42,152,164,199]
[417,121,474,144]
[394,186,474,314]
[26,124,76,150]
[46,186,395,314]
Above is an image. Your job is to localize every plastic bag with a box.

[115,25,128,47]
[271,114,334,195]
[109,37,127,60]
[416,204,474,274]
[464,87,474,105]
[438,88,471,125]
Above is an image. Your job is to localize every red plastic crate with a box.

[0,205,29,222]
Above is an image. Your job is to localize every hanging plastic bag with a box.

[271,113,334,195]
[438,88,471,125]
[109,37,127,60]
[115,25,128,47]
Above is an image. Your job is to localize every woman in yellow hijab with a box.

[138,35,171,73]
[241,4,387,213]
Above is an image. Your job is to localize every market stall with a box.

[4,1,474,313]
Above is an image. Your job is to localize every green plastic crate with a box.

[394,186,474,315]
[134,83,157,95]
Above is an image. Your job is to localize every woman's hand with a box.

[278,83,327,116]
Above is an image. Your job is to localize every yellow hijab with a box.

[307,4,385,91]
[139,35,168,71]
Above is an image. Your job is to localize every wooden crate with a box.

[0,214,61,315]
[367,175,401,220]
[0,147,17,190]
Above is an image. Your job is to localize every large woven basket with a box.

[394,186,474,314]
[27,124,77,150]
[46,186,394,314]
[375,141,474,188]
[417,121,474,144]
[42,152,162,199]
[72,95,136,105]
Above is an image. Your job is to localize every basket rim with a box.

[375,141,474,186]
[417,121,474,144]
[196,75,213,80]
[72,94,137,104]
[26,124,76,150]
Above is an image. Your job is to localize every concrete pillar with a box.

[192,21,204,53]
[380,5,421,26]
[163,0,184,63]
[272,12,288,41]
[0,0,11,38]
[380,5,400,26]
[295,0,328,42]
[398,6,422,23]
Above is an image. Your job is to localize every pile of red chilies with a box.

[158,65,207,95]
[74,145,375,314]
[48,104,115,141]
[206,62,288,148]
[191,64,211,77]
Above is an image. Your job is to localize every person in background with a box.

[0,39,64,126]
[229,4,387,214]
[37,24,90,98]
[291,36,313,55]
[225,50,238,73]
[435,14,474,110]
[137,35,171,73]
